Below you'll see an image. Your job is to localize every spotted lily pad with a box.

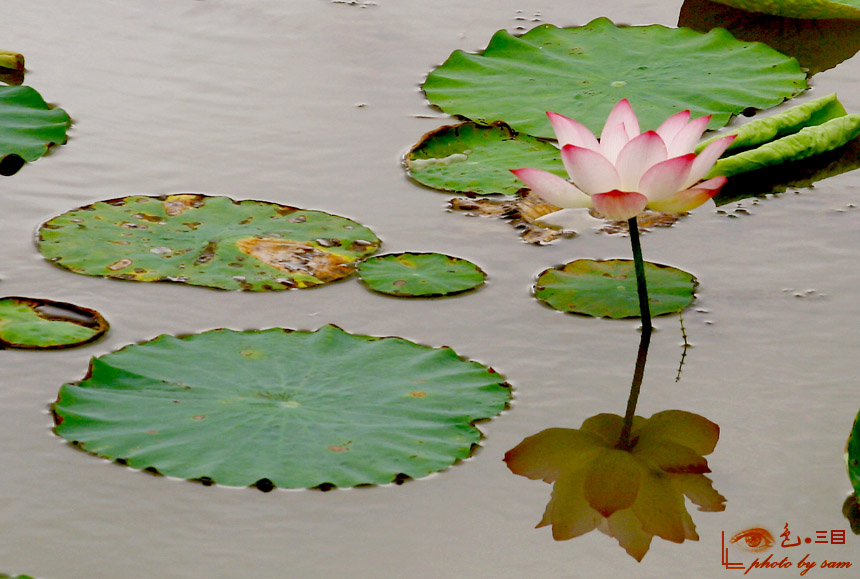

[52,325,511,489]
[0,297,108,349]
[358,252,486,297]
[0,85,70,173]
[37,194,381,291]
[534,259,697,319]
[405,122,564,196]
[710,0,860,19]
[423,18,806,139]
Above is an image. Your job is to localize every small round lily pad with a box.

[0,296,108,349]
[405,122,565,196]
[37,194,381,291]
[357,252,486,297]
[534,259,697,319]
[52,325,511,489]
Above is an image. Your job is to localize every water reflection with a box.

[679,0,860,75]
[504,329,725,561]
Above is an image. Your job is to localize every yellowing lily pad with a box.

[406,122,564,196]
[0,297,108,349]
[357,252,486,297]
[423,18,806,139]
[534,259,697,319]
[37,194,381,291]
[52,325,511,489]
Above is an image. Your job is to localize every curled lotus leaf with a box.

[534,259,697,319]
[357,252,486,297]
[0,296,108,349]
[52,325,512,489]
[37,194,381,291]
[423,18,807,139]
[709,0,860,19]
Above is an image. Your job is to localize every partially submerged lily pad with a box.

[405,122,564,195]
[710,0,860,19]
[0,85,70,174]
[847,407,860,496]
[0,297,108,349]
[535,259,697,318]
[37,194,381,291]
[357,252,486,297]
[52,325,511,489]
[423,18,806,139]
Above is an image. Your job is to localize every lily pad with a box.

[534,259,697,319]
[37,194,381,291]
[0,85,70,172]
[847,407,860,495]
[710,0,860,19]
[52,325,511,489]
[405,122,564,195]
[357,252,486,297]
[423,18,807,139]
[0,296,108,349]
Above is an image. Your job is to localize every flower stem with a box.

[627,216,652,332]
[618,216,653,451]
[618,324,651,451]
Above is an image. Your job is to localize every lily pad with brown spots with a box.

[37,194,381,291]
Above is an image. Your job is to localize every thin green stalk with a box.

[617,323,651,451]
[627,216,652,332]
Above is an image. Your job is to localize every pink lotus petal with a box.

[592,190,648,221]
[511,168,593,209]
[638,154,695,203]
[655,110,691,146]
[561,145,620,194]
[646,179,725,213]
[614,131,668,191]
[599,122,632,164]
[601,99,640,142]
[665,114,710,158]
[685,135,736,188]
[547,111,600,151]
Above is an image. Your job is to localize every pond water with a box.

[3,1,860,577]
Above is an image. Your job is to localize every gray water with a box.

[2,1,860,577]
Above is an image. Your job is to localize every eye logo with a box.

[730,527,775,552]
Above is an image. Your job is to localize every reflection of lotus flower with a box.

[504,411,725,561]
[511,100,736,221]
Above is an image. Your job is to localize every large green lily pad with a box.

[357,252,486,297]
[52,325,511,489]
[405,122,564,196]
[38,194,381,291]
[0,85,70,172]
[423,18,807,139]
[534,259,697,319]
[0,296,109,349]
[710,0,860,19]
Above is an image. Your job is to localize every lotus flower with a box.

[511,100,736,222]
[504,411,725,561]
